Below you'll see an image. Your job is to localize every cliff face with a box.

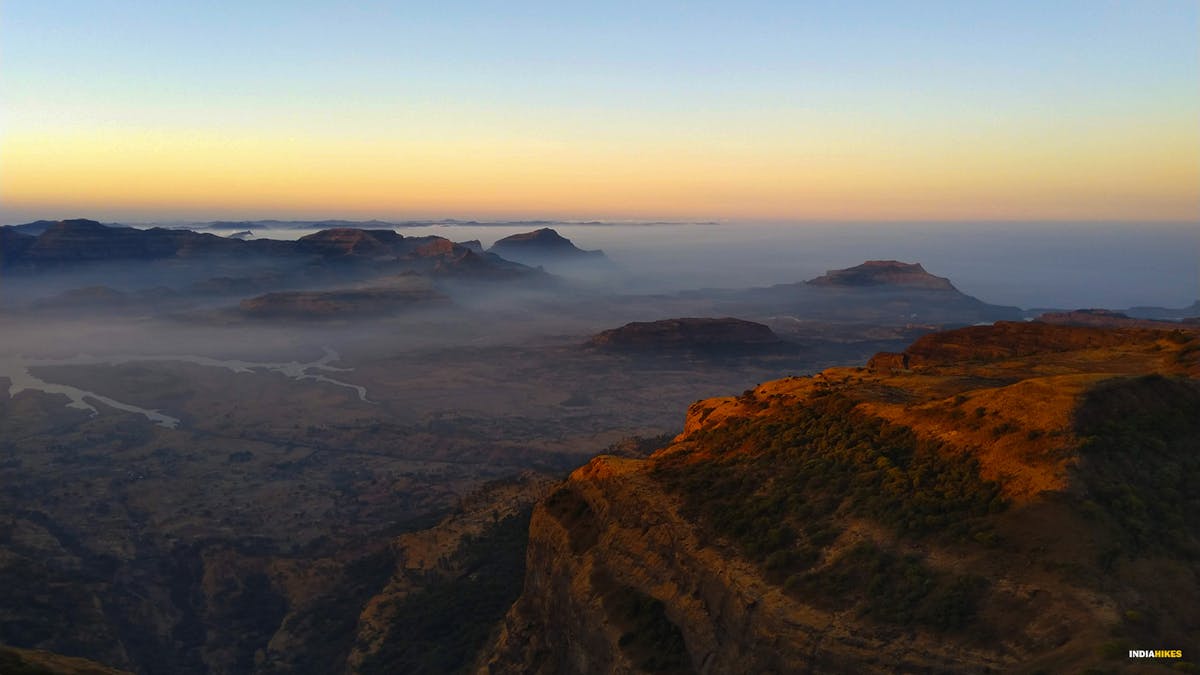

[482,322,1200,674]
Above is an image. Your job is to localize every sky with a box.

[1,1,1197,223]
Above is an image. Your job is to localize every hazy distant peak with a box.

[4,219,78,236]
[42,218,113,233]
[807,260,956,291]
[488,227,606,265]
[495,227,569,244]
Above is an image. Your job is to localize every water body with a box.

[0,347,370,429]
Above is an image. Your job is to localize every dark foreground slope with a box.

[482,322,1200,674]
[0,645,132,674]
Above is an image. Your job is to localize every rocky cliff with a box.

[482,321,1200,673]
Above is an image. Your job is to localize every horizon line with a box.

[5,216,1198,228]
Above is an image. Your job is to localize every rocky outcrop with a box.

[807,260,956,291]
[483,322,1200,673]
[588,318,781,353]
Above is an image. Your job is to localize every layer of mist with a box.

[180,221,1199,309]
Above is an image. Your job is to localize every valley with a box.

[1,220,1196,674]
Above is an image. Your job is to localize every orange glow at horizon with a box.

[3,113,1197,223]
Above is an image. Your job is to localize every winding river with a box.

[0,347,370,429]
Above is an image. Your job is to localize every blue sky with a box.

[2,1,1196,221]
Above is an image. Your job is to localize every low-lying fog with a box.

[0,217,1194,675]
[473,222,1196,308]
[236,220,1193,310]
[2,220,1194,366]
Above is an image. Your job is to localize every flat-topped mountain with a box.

[485,321,1200,673]
[807,260,957,290]
[588,317,781,352]
[711,260,1021,325]
[487,228,606,266]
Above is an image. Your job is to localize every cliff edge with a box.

[481,321,1200,673]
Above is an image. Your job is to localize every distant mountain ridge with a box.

[0,219,536,281]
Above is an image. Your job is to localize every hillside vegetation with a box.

[484,321,1200,674]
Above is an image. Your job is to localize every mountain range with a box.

[0,220,530,278]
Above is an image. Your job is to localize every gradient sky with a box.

[1,1,1197,222]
